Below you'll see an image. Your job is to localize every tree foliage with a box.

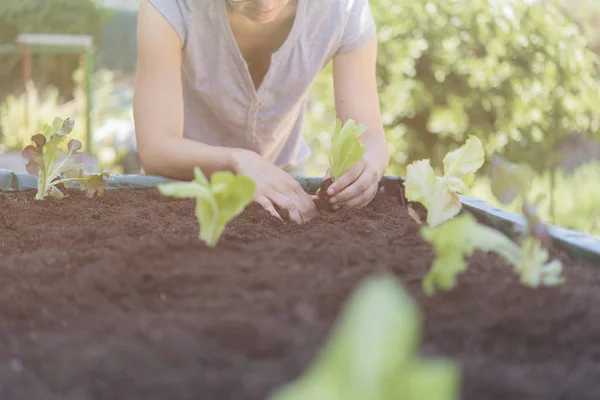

[375,0,600,172]
[551,0,600,54]
[305,0,600,175]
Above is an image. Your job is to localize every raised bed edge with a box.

[1,168,598,264]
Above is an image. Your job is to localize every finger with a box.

[327,159,366,197]
[295,190,318,222]
[255,195,282,220]
[289,179,318,222]
[269,191,303,224]
[344,183,378,209]
[299,197,318,222]
[330,165,376,205]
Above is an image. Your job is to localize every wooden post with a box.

[16,34,95,156]
[19,43,31,84]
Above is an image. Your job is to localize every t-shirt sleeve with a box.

[147,0,190,47]
[335,0,377,55]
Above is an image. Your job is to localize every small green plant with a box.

[268,274,460,400]
[157,167,255,247]
[403,138,565,295]
[21,117,110,200]
[420,213,564,296]
[404,136,485,227]
[317,119,366,211]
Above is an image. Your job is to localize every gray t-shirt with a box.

[147,0,376,170]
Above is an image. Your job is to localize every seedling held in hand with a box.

[21,117,110,200]
[158,167,255,247]
[317,119,366,212]
[268,274,460,400]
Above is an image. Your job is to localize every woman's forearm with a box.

[361,130,390,180]
[138,136,246,181]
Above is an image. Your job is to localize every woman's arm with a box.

[134,0,243,181]
[133,0,317,223]
[327,34,390,209]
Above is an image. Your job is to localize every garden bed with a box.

[1,182,600,400]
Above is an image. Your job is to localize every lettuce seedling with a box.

[329,119,367,180]
[21,117,110,200]
[404,136,484,227]
[406,144,564,295]
[420,213,564,296]
[157,167,255,247]
[268,274,460,400]
[317,119,366,211]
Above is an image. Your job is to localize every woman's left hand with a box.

[324,156,382,210]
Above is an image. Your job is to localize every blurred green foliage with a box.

[305,0,600,176]
[0,66,125,170]
[553,0,600,53]
[0,0,110,97]
[470,161,600,238]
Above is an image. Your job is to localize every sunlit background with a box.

[0,0,599,237]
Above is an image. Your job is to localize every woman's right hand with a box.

[232,150,317,224]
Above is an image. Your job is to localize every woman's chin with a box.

[247,10,278,24]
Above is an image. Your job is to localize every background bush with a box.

[306,0,600,176]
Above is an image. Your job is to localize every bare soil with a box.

[0,186,599,400]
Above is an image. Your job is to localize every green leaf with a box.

[405,136,485,227]
[405,359,460,400]
[442,135,485,185]
[158,182,211,199]
[330,119,367,180]
[158,168,255,247]
[268,275,459,400]
[489,154,534,205]
[517,237,565,288]
[21,117,105,200]
[56,168,110,198]
[420,213,564,295]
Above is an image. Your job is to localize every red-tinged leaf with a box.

[56,140,92,179]
[21,145,43,178]
[522,201,552,249]
[31,134,46,149]
[67,139,82,152]
[56,118,75,136]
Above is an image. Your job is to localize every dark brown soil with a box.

[315,177,335,212]
[1,187,600,400]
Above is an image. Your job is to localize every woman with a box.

[133,0,389,224]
